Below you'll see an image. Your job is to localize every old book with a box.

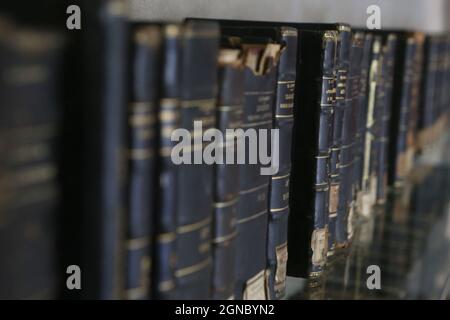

[124,25,160,300]
[0,20,64,299]
[174,20,219,299]
[211,48,244,300]
[219,25,281,300]
[266,27,297,300]
[152,24,181,300]
[360,36,383,218]
[375,34,397,205]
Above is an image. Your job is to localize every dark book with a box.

[354,33,373,213]
[375,34,397,204]
[152,24,181,300]
[360,36,383,218]
[336,31,364,246]
[77,0,129,299]
[287,29,340,282]
[0,21,64,299]
[124,25,160,300]
[218,26,281,300]
[211,49,244,300]
[266,27,297,300]
[174,20,219,299]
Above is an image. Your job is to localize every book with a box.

[354,33,373,213]
[78,0,129,299]
[0,20,64,299]
[174,20,219,299]
[124,25,160,300]
[211,48,244,300]
[219,26,281,300]
[375,33,397,204]
[152,24,181,300]
[266,27,297,300]
[360,35,383,218]
[336,31,364,245]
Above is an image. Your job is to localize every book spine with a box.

[394,38,415,187]
[355,33,373,212]
[0,25,63,299]
[266,27,297,300]
[376,34,397,204]
[234,43,280,300]
[328,26,350,254]
[309,30,337,281]
[174,21,219,299]
[361,36,382,218]
[336,28,358,248]
[124,26,160,300]
[152,24,181,299]
[406,34,424,169]
[347,32,364,240]
[211,49,244,300]
[82,0,129,299]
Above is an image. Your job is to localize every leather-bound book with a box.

[124,25,161,300]
[218,25,281,300]
[0,20,64,299]
[152,24,181,300]
[360,36,383,218]
[375,34,397,205]
[80,0,129,299]
[354,33,373,213]
[174,20,219,299]
[266,27,297,300]
[336,31,364,246]
[211,48,244,300]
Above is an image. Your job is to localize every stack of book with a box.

[0,0,449,300]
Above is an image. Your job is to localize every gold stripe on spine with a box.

[214,197,239,208]
[180,98,215,109]
[213,231,238,244]
[270,205,289,213]
[159,279,175,292]
[175,258,211,278]
[177,216,211,234]
[236,210,267,225]
[157,232,176,243]
[272,173,290,180]
[129,149,154,160]
[127,237,150,250]
[239,182,269,195]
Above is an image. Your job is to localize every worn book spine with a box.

[152,24,181,299]
[375,34,397,204]
[81,0,129,299]
[266,27,297,300]
[211,49,244,300]
[308,30,337,283]
[392,36,413,187]
[0,23,63,299]
[124,25,160,300]
[336,29,360,247]
[328,26,350,255]
[234,42,280,300]
[174,21,219,299]
[361,36,382,218]
[405,34,424,171]
[346,32,364,241]
[355,33,373,212]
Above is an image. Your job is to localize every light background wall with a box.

[130,0,449,33]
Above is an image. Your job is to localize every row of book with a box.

[0,0,449,299]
